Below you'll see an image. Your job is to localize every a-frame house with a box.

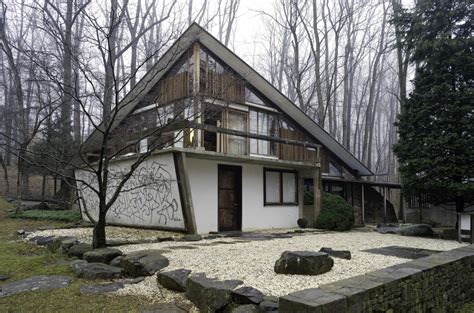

[76,23,379,234]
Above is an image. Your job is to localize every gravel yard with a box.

[26,226,182,243]
[25,227,466,298]
[116,229,465,297]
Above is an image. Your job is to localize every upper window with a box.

[264,168,298,205]
[250,110,278,156]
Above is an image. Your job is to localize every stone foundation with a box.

[280,244,474,312]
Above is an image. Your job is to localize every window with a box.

[264,168,298,205]
[227,110,248,155]
[250,109,278,156]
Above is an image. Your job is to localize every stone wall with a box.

[280,244,474,312]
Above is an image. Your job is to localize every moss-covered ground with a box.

[0,197,151,312]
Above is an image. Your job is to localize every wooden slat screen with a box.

[204,70,245,103]
[279,128,318,162]
[158,72,190,104]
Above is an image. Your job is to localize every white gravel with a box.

[117,230,466,297]
[26,227,466,298]
[25,226,182,243]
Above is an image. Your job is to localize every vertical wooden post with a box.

[297,172,304,222]
[470,214,474,244]
[173,152,197,234]
[312,166,322,227]
[192,42,202,148]
[361,184,365,225]
[383,186,387,223]
[400,189,405,223]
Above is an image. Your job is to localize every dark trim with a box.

[173,151,197,234]
[263,167,298,206]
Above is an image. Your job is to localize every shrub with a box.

[9,209,82,222]
[304,190,314,205]
[315,192,354,231]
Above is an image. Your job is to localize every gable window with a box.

[264,168,298,205]
[250,109,278,156]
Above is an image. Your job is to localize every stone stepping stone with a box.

[232,286,264,305]
[186,273,243,312]
[157,269,191,292]
[120,250,170,277]
[70,260,123,279]
[0,274,10,281]
[29,236,55,246]
[0,275,71,298]
[168,245,198,250]
[140,302,192,313]
[319,247,352,260]
[83,248,123,264]
[180,234,202,242]
[274,251,334,275]
[362,245,440,260]
[80,282,125,294]
[67,243,93,259]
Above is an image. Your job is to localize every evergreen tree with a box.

[393,0,474,212]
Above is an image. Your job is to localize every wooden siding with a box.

[204,70,245,103]
[158,72,190,104]
[279,128,318,163]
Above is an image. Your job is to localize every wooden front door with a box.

[218,165,242,231]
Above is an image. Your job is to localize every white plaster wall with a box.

[186,158,299,234]
[74,153,185,229]
[186,158,219,233]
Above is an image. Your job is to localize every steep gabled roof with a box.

[83,23,373,176]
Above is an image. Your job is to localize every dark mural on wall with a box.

[76,155,184,228]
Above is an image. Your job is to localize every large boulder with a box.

[83,248,123,264]
[319,247,351,260]
[374,223,401,234]
[120,250,169,277]
[231,286,264,305]
[400,224,434,237]
[69,260,123,279]
[67,243,93,259]
[274,251,334,275]
[157,269,191,292]
[185,274,243,312]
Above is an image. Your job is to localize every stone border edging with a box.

[279,244,474,312]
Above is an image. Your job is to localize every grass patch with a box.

[0,197,151,312]
[10,209,82,222]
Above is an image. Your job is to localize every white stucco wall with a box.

[74,153,185,229]
[186,157,299,234]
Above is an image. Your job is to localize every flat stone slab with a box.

[80,282,125,294]
[186,274,243,312]
[29,236,56,246]
[83,248,123,264]
[70,260,123,279]
[120,250,170,277]
[274,251,334,275]
[319,247,351,260]
[232,286,264,304]
[363,245,440,259]
[0,274,10,281]
[157,269,191,292]
[0,275,71,297]
[140,302,192,313]
[168,245,199,250]
[279,287,346,312]
[181,234,203,241]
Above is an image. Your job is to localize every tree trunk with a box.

[92,209,107,248]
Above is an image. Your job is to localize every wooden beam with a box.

[173,151,197,234]
[312,167,322,227]
[190,123,321,149]
[361,184,365,225]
